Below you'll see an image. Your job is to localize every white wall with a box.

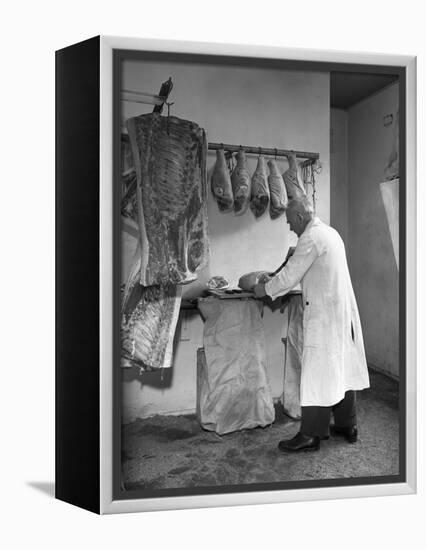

[121,58,330,422]
[330,108,349,245]
[347,83,399,378]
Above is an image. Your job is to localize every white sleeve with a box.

[265,234,318,299]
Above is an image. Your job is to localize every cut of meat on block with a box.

[238,271,271,291]
[121,257,182,370]
[282,153,306,200]
[126,113,209,286]
[206,275,229,290]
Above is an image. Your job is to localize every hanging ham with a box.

[250,155,270,218]
[267,159,288,219]
[231,149,251,215]
[211,148,234,212]
[282,153,306,200]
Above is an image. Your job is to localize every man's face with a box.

[286,206,303,236]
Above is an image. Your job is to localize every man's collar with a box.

[303,216,320,234]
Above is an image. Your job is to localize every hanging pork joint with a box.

[267,159,288,219]
[282,153,306,200]
[126,113,209,286]
[250,155,270,218]
[211,148,234,212]
[231,149,251,215]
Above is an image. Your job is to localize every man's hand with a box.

[258,273,272,284]
[253,283,267,298]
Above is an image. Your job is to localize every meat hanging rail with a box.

[121,132,319,164]
[207,142,319,163]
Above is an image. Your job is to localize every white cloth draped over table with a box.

[197,297,275,435]
[265,217,370,407]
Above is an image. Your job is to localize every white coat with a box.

[265,217,370,407]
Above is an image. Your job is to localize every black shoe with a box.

[278,432,320,453]
[331,425,358,443]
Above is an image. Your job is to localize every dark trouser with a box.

[300,391,357,438]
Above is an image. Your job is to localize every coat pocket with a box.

[303,318,321,348]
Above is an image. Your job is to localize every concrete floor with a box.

[122,369,399,491]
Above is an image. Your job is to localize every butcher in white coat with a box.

[254,196,370,452]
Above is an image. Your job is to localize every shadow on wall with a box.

[121,366,174,388]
